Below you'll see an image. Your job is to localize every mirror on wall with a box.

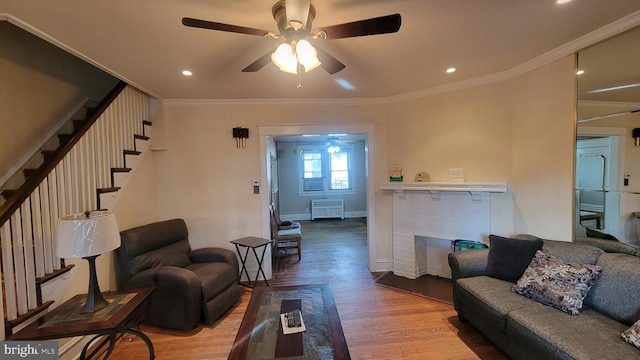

[575,26,640,244]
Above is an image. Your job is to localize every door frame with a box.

[258,123,377,276]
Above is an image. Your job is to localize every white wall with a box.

[510,55,576,241]
[142,56,576,275]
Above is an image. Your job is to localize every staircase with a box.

[0,81,152,338]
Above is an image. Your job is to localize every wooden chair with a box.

[269,204,302,268]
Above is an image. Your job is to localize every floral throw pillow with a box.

[511,250,602,315]
[622,320,640,349]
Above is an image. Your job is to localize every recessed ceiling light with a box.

[556,0,571,4]
[182,70,193,76]
[576,70,585,75]
[446,67,456,74]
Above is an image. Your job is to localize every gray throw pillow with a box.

[485,234,543,283]
[512,250,602,315]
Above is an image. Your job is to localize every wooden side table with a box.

[10,288,155,360]
[230,236,273,287]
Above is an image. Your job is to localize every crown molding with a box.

[162,97,389,107]
[578,100,640,109]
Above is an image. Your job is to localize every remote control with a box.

[285,310,302,328]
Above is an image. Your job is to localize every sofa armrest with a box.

[448,249,489,281]
[190,247,239,276]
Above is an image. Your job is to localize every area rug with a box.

[374,271,453,305]
[229,284,350,360]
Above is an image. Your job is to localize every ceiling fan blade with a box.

[315,47,346,74]
[318,13,401,40]
[242,51,275,72]
[182,17,270,37]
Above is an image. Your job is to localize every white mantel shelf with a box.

[380,182,507,200]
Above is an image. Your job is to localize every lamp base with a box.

[81,255,109,314]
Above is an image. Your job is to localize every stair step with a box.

[112,168,132,173]
[142,121,152,137]
[2,189,16,200]
[84,106,97,118]
[96,187,121,210]
[72,119,85,131]
[134,134,150,141]
[124,150,142,156]
[58,133,73,146]
[97,187,121,194]
[41,150,57,162]
[23,168,39,179]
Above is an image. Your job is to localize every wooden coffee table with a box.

[229,284,350,360]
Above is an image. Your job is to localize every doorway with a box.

[258,123,377,276]
[575,135,621,237]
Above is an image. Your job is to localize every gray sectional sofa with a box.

[448,237,640,360]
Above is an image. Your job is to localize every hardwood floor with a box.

[109,218,509,359]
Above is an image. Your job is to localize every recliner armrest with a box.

[448,249,489,281]
[190,248,239,280]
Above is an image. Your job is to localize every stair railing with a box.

[0,81,150,338]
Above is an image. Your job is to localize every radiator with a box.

[311,199,344,220]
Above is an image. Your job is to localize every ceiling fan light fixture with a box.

[296,39,321,71]
[272,43,299,74]
[272,40,321,74]
[326,136,341,153]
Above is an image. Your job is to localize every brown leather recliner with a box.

[115,218,240,331]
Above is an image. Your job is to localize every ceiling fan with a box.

[182,0,401,87]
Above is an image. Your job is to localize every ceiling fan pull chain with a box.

[297,63,303,89]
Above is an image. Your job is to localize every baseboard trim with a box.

[375,259,394,273]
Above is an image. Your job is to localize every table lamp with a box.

[56,210,120,313]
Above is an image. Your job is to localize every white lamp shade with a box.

[56,211,120,258]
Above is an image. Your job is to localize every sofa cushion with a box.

[585,253,640,325]
[456,276,535,334]
[186,262,238,301]
[507,306,637,360]
[622,320,640,350]
[486,235,543,283]
[512,250,602,315]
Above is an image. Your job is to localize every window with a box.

[330,152,349,189]
[303,151,323,179]
[299,148,353,194]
